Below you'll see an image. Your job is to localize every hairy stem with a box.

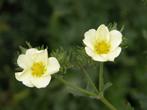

[98,63,117,110]
[57,77,97,97]
[99,97,117,110]
[80,66,99,94]
[99,63,104,92]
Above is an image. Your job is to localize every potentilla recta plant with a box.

[15,24,133,110]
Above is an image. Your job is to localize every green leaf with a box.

[125,103,134,110]
[50,47,97,73]
[103,82,112,92]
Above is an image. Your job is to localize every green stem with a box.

[80,66,99,94]
[100,97,117,110]
[57,77,97,97]
[98,63,117,110]
[99,63,104,92]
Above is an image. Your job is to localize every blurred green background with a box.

[0,0,147,110]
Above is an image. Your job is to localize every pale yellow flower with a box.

[83,24,122,62]
[15,48,60,88]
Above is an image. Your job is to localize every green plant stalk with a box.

[57,77,97,97]
[99,63,104,92]
[99,97,117,110]
[80,66,99,94]
[98,63,117,110]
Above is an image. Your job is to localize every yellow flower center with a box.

[31,62,46,77]
[94,41,110,54]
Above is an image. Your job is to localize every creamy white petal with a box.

[83,25,122,62]
[96,24,109,41]
[15,71,34,87]
[85,47,106,62]
[92,56,108,62]
[15,48,59,88]
[107,47,121,61]
[31,75,51,88]
[47,57,60,75]
[83,29,96,49]
[17,54,33,69]
[110,30,122,50]
[26,48,39,55]
[32,49,48,65]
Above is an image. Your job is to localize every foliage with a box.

[0,0,147,110]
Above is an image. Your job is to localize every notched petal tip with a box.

[17,54,33,69]
[31,75,51,88]
[15,71,34,87]
[84,29,96,37]
[15,72,23,81]
[83,29,96,49]
[96,24,110,41]
[97,24,108,31]
[26,48,39,54]
[110,30,122,50]
[107,47,122,62]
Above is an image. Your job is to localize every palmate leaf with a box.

[50,47,73,73]
[50,47,97,73]
[51,47,99,97]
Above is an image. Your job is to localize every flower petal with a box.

[31,75,51,88]
[96,24,109,41]
[26,48,39,55]
[26,49,48,64]
[85,47,106,62]
[17,54,33,69]
[15,71,34,87]
[47,57,60,75]
[83,29,96,50]
[107,47,121,61]
[110,30,122,50]
[32,49,48,65]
